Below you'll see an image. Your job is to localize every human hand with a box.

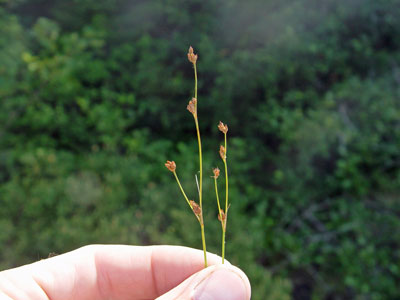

[0,245,251,300]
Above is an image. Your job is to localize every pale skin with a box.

[0,245,251,300]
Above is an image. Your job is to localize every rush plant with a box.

[165,46,230,267]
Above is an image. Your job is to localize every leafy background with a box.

[1,0,400,299]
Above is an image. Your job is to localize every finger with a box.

[156,264,251,300]
[90,244,224,299]
[5,245,223,300]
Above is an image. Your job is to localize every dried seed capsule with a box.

[218,121,228,134]
[187,98,197,116]
[218,209,226,222]
[213,167,220,179]
[187,46,198,64]
[165,160,176,172]
[219,145,226,160]
[190,200,202,217]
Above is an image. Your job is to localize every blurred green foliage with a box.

[1,0,400,299]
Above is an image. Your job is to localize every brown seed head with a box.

[187,46,198,64]
[165,160,176,172]
[213,167,220,179]
[219,145,226,160]
[187,98,197,116]
[218,208,228,230]
[218,121,228,134]
[190,200,202,217]
[218,209,226,222]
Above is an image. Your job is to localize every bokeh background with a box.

[1,0,400,299]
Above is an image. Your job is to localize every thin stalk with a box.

[222,133,228,263]
[193,63,201,202]
[222,226,226,263]
[214,178,223,222]
[194,63,198,99]
[173,171,192,209]
[224,134,228,212]
[200,221,207,266]
[214,177,225,263]
[194,119,202,202]
[193,62,207,267]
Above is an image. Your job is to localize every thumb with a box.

[156,264,251,300]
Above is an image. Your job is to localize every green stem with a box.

[194,63,198,99]
[173,171,192,209]
[214,177,225,263]
[224,134,228,213]
[214,177,223,222]
[200,221,207,266]
[194,64,201,203]
[222,228,226,263]
[193,62,207,267]
[194,118,202,203]
[223,133,228,263]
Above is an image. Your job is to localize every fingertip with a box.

[157,264,251,300]
[224,265,251,299]
[205,251,230,266]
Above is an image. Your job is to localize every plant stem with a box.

[224,133,228,213]
[223,133,228,263]
[222,226,226,263]
[173,171,192,209]
[193,62,207,267]
[214,177,223,222]
[194,63,198,100]
[194,122,202,201]
[200,221,207,266]
[214,177,225,263]
[193,64,201,203]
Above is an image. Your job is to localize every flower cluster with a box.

[218,121,228,134]
[213,167,220,179]
[219,145,226,160]
[187,46,198,64]
[187,97,197,116]
[165,160,176,172]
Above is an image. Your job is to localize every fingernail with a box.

[193,268,248,300]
